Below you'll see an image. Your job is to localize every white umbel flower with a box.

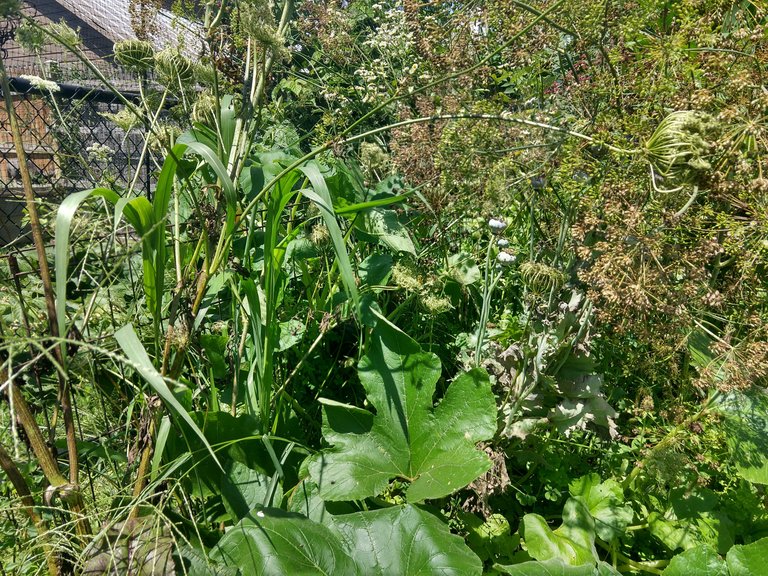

[20,74,60,93]
[497,238,510,248]
[86,143,114,163]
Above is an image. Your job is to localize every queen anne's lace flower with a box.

[20,74,60,93]
[497,238,510,248]
[86,143,114,163]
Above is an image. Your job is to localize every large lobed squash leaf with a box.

[308,313,496,502]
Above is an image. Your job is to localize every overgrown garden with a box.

[1,0,767,574]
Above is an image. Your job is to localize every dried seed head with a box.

[155,49,194,88]
[101,107,144,132]
[114,39,156,73]
[644,110,718,188]
[519,261,566,292]
[46,20,82,48]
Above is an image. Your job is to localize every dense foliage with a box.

[1,0,767,574]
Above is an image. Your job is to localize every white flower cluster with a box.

[497,251,516,266]
[86,142,114,163]
[354,1,418,104]
[20,74,60,93]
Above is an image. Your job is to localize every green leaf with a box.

[174,140,238,235]
[331,504,482,576]
[210,508,358,576]
[568,474,633,542]
[649,488,736,554]
[647,510,734,554]
[648,512,699,552]
[334,192,413,216]
[669,487,718,518]
[444,252,482,286]
[287,479,330,524]
[712,390,768,484]
[174,545,238,576]
[150,416,171,483]
[182,124,220,154]
[284,237,321,263]
[462,512,520,563]
[522,499,598,566]
[114,324,222,470]
[662,545,727,576]
[55,187,128,343]
[494,559,621,575]
[356,208,416,255]
[164,411,284,511]
[200,334,229,379]
[300,162,360,313]
[150,143,188,327]
[726,537,768,576]
[278,319,305,352]
[220,460,282,521]
[308,312,496,502]
[218,95,237,159]
[688,330,728,384]
[359,253,393,289]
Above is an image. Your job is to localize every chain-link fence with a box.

[0,77,157,246]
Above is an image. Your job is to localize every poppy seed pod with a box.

[488,218,507,233]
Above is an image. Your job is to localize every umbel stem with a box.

[0,47,90,536]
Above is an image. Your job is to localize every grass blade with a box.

[115,324,223,470]
[55,188,120,348]
[300,162,360,313]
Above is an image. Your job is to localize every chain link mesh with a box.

[0,81,155,246]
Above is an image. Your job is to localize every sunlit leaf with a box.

[331,505,482,575]
[522,499,598,566]
[494,559,621,575]
[662,545,727,576]
[356,208,415,255]
[211,508,358,576]
[300,162,360,312]
[114,324,221,469]
[568,474,633,542]
[308,311,496,502]
[726,537,768,576]
[712,390,768,485]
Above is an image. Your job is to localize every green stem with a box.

[0,443,60,576]
[475,237,497,366]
